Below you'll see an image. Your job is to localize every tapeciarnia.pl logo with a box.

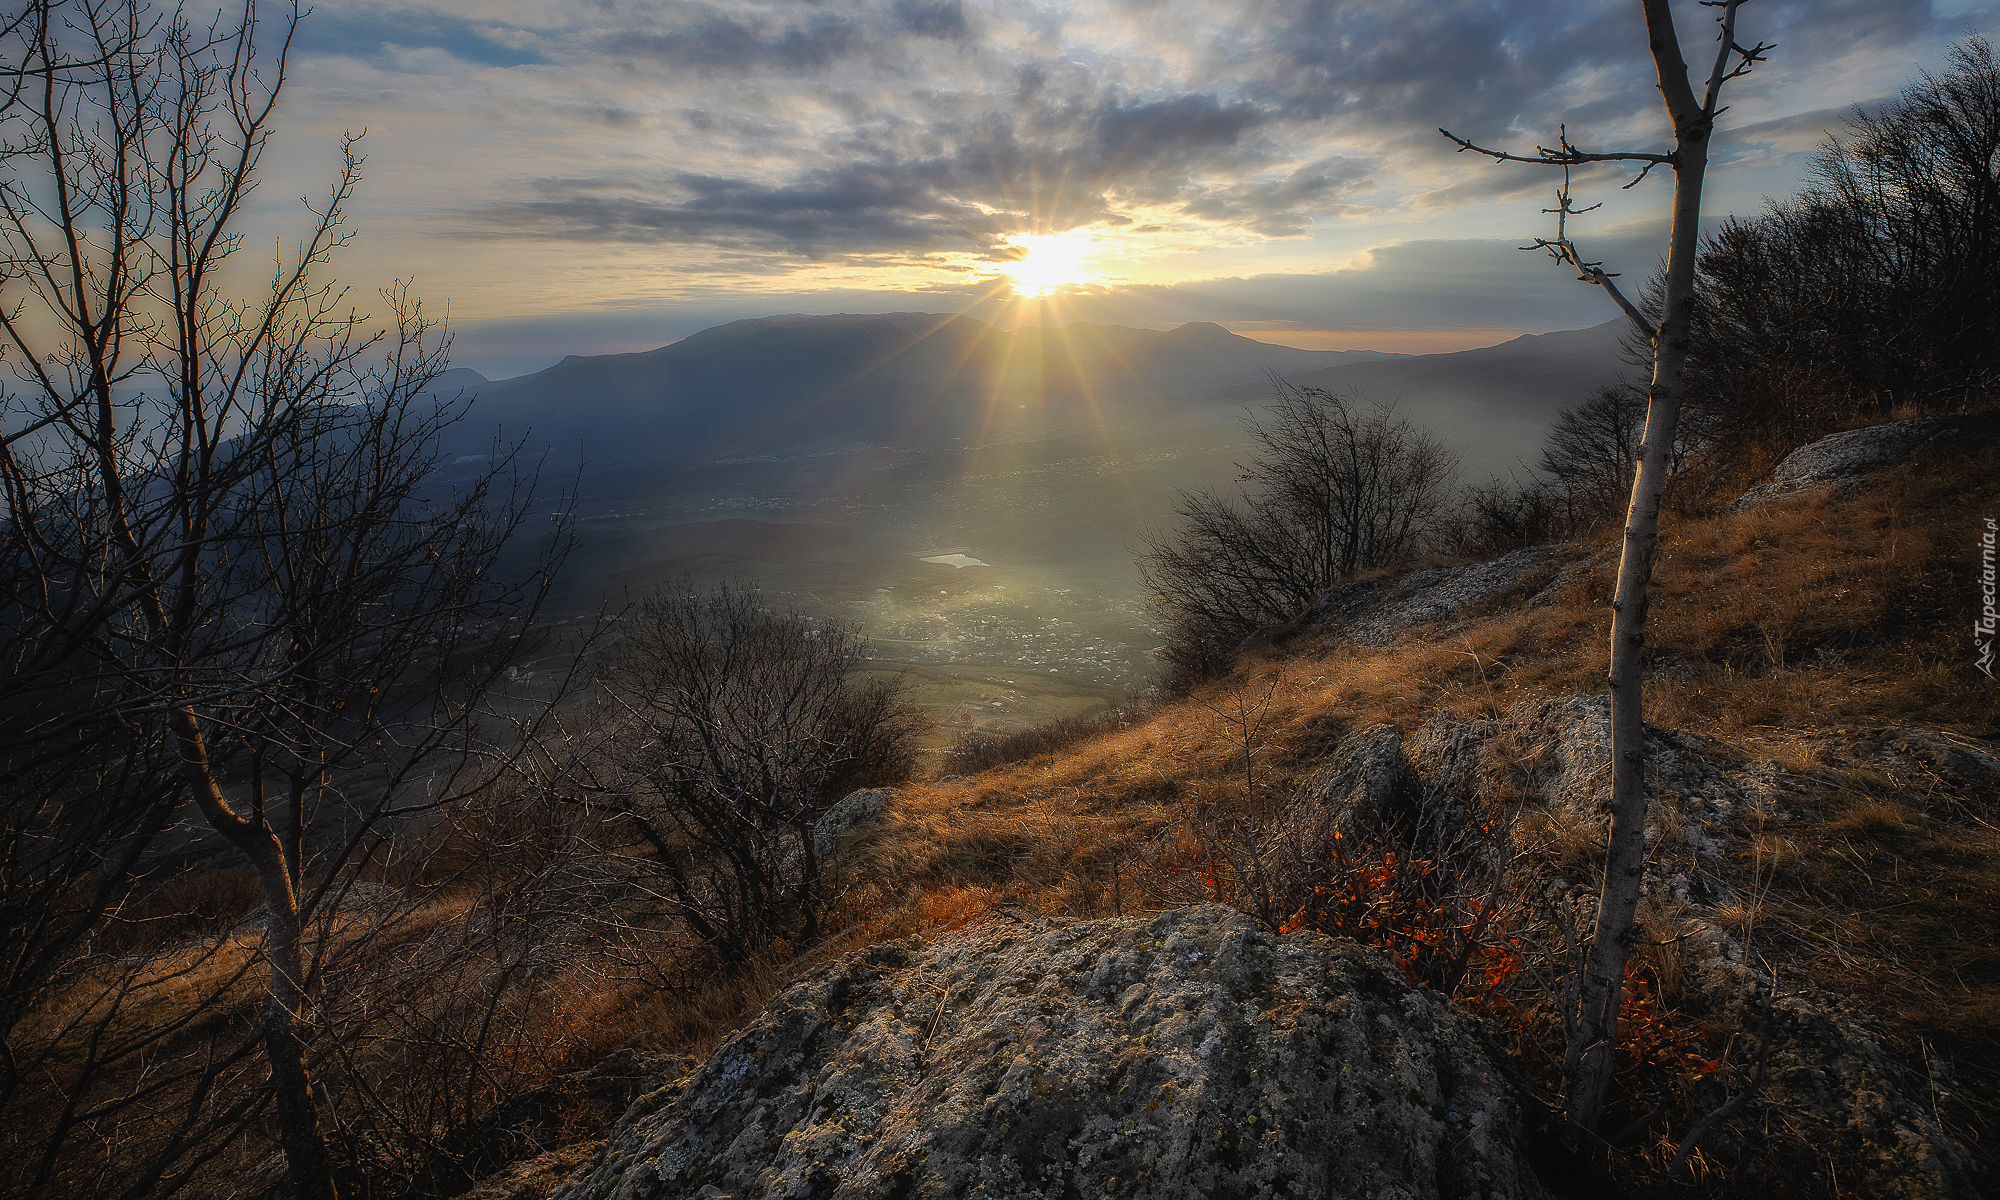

[1979,516,1997,678]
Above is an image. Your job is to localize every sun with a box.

[994,231,1103,297]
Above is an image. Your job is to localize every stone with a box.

[1290,723,1415,841]
[551,906,1548,1200]
[781,788,893,879]
[1731,418,1938,510]
[1294,546,1559,647]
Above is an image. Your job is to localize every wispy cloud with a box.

[283,0,1995,328]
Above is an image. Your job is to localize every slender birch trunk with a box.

[1442,0,1770,1140]
[1563,0,1743,1137]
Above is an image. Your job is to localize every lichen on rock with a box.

[551,905,1548,1200]
[1294,546,1560,647]
[1731,417,1938,510]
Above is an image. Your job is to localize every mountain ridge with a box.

[443,311,1626,477]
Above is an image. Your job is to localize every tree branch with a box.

[1699,1,1774,115]
[1438,125,1674,170]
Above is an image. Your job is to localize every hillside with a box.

[548,411,1998,1199]
[441,314,1624,494]
[1188,319,1635,475]
[11,401,1994,1200]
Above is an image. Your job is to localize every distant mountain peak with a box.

[1169,321,1240,340]
[663,311,977,360]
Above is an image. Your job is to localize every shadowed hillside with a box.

[440,313,1414,472]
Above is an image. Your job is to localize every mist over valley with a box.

[452,311,1631,730]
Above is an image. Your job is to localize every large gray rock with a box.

[1296,547,1558,647]
[1732,418,1938,509]
[1291,723,1415,840]
[553,906,1548,1200]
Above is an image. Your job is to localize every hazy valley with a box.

[459,312,1633,738]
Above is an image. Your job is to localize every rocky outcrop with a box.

[1257,699,1980,1199]
[1732,417,1938,509]
[1292,546,1561,647]
[552,906,1548,1200]
[1291,723,1415,836]
[524,703,1989,1200]
[1285,717,1490,856]
[780,788,893,878]
[1415,699,1981,1198]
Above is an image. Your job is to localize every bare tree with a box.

[1537,385,1647,527]
[0,2,565,1195]
[1446,475,1574,556]
[1441,0,1771,1138]
[604,582,922,969]
[1690,35,2000,444]
[1141,382,1457,691]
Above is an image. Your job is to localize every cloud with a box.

[892,0,972,41]
[1079,224,1676,333]
[295,8,550,67]
[1091,92,1265,158]
[606,10,865,73]
[433,0,1965,264]
[1717,100,1892,161]
[287,0,1995,325]
[459,77,1339,256]
[471,161,992,255]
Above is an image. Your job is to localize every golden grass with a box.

[839,427,1995,938]
[24,411,1997,1197]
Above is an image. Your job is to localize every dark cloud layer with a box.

[479,161,988,255]
[467,79,1299,253]
[608,12,864,73]
[892,0,970,41]
[439,0,1963,266]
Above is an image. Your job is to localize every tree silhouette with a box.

[1,3,564,1194]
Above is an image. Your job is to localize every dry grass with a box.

[88,869,265,958]
[22,412,1997,1197]
[814,410,2000,1195]
[1739,764,2000,1163]
[837,418,1995,942]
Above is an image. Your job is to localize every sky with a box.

[269,0,1999,379]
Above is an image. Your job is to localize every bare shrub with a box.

[940,706,1145,777]
[1141,382,1457,692]
[1444,476,1579,557]
[602,581,926,969]
[0,3,572,1192]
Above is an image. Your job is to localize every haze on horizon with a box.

[279,0,1995,380]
